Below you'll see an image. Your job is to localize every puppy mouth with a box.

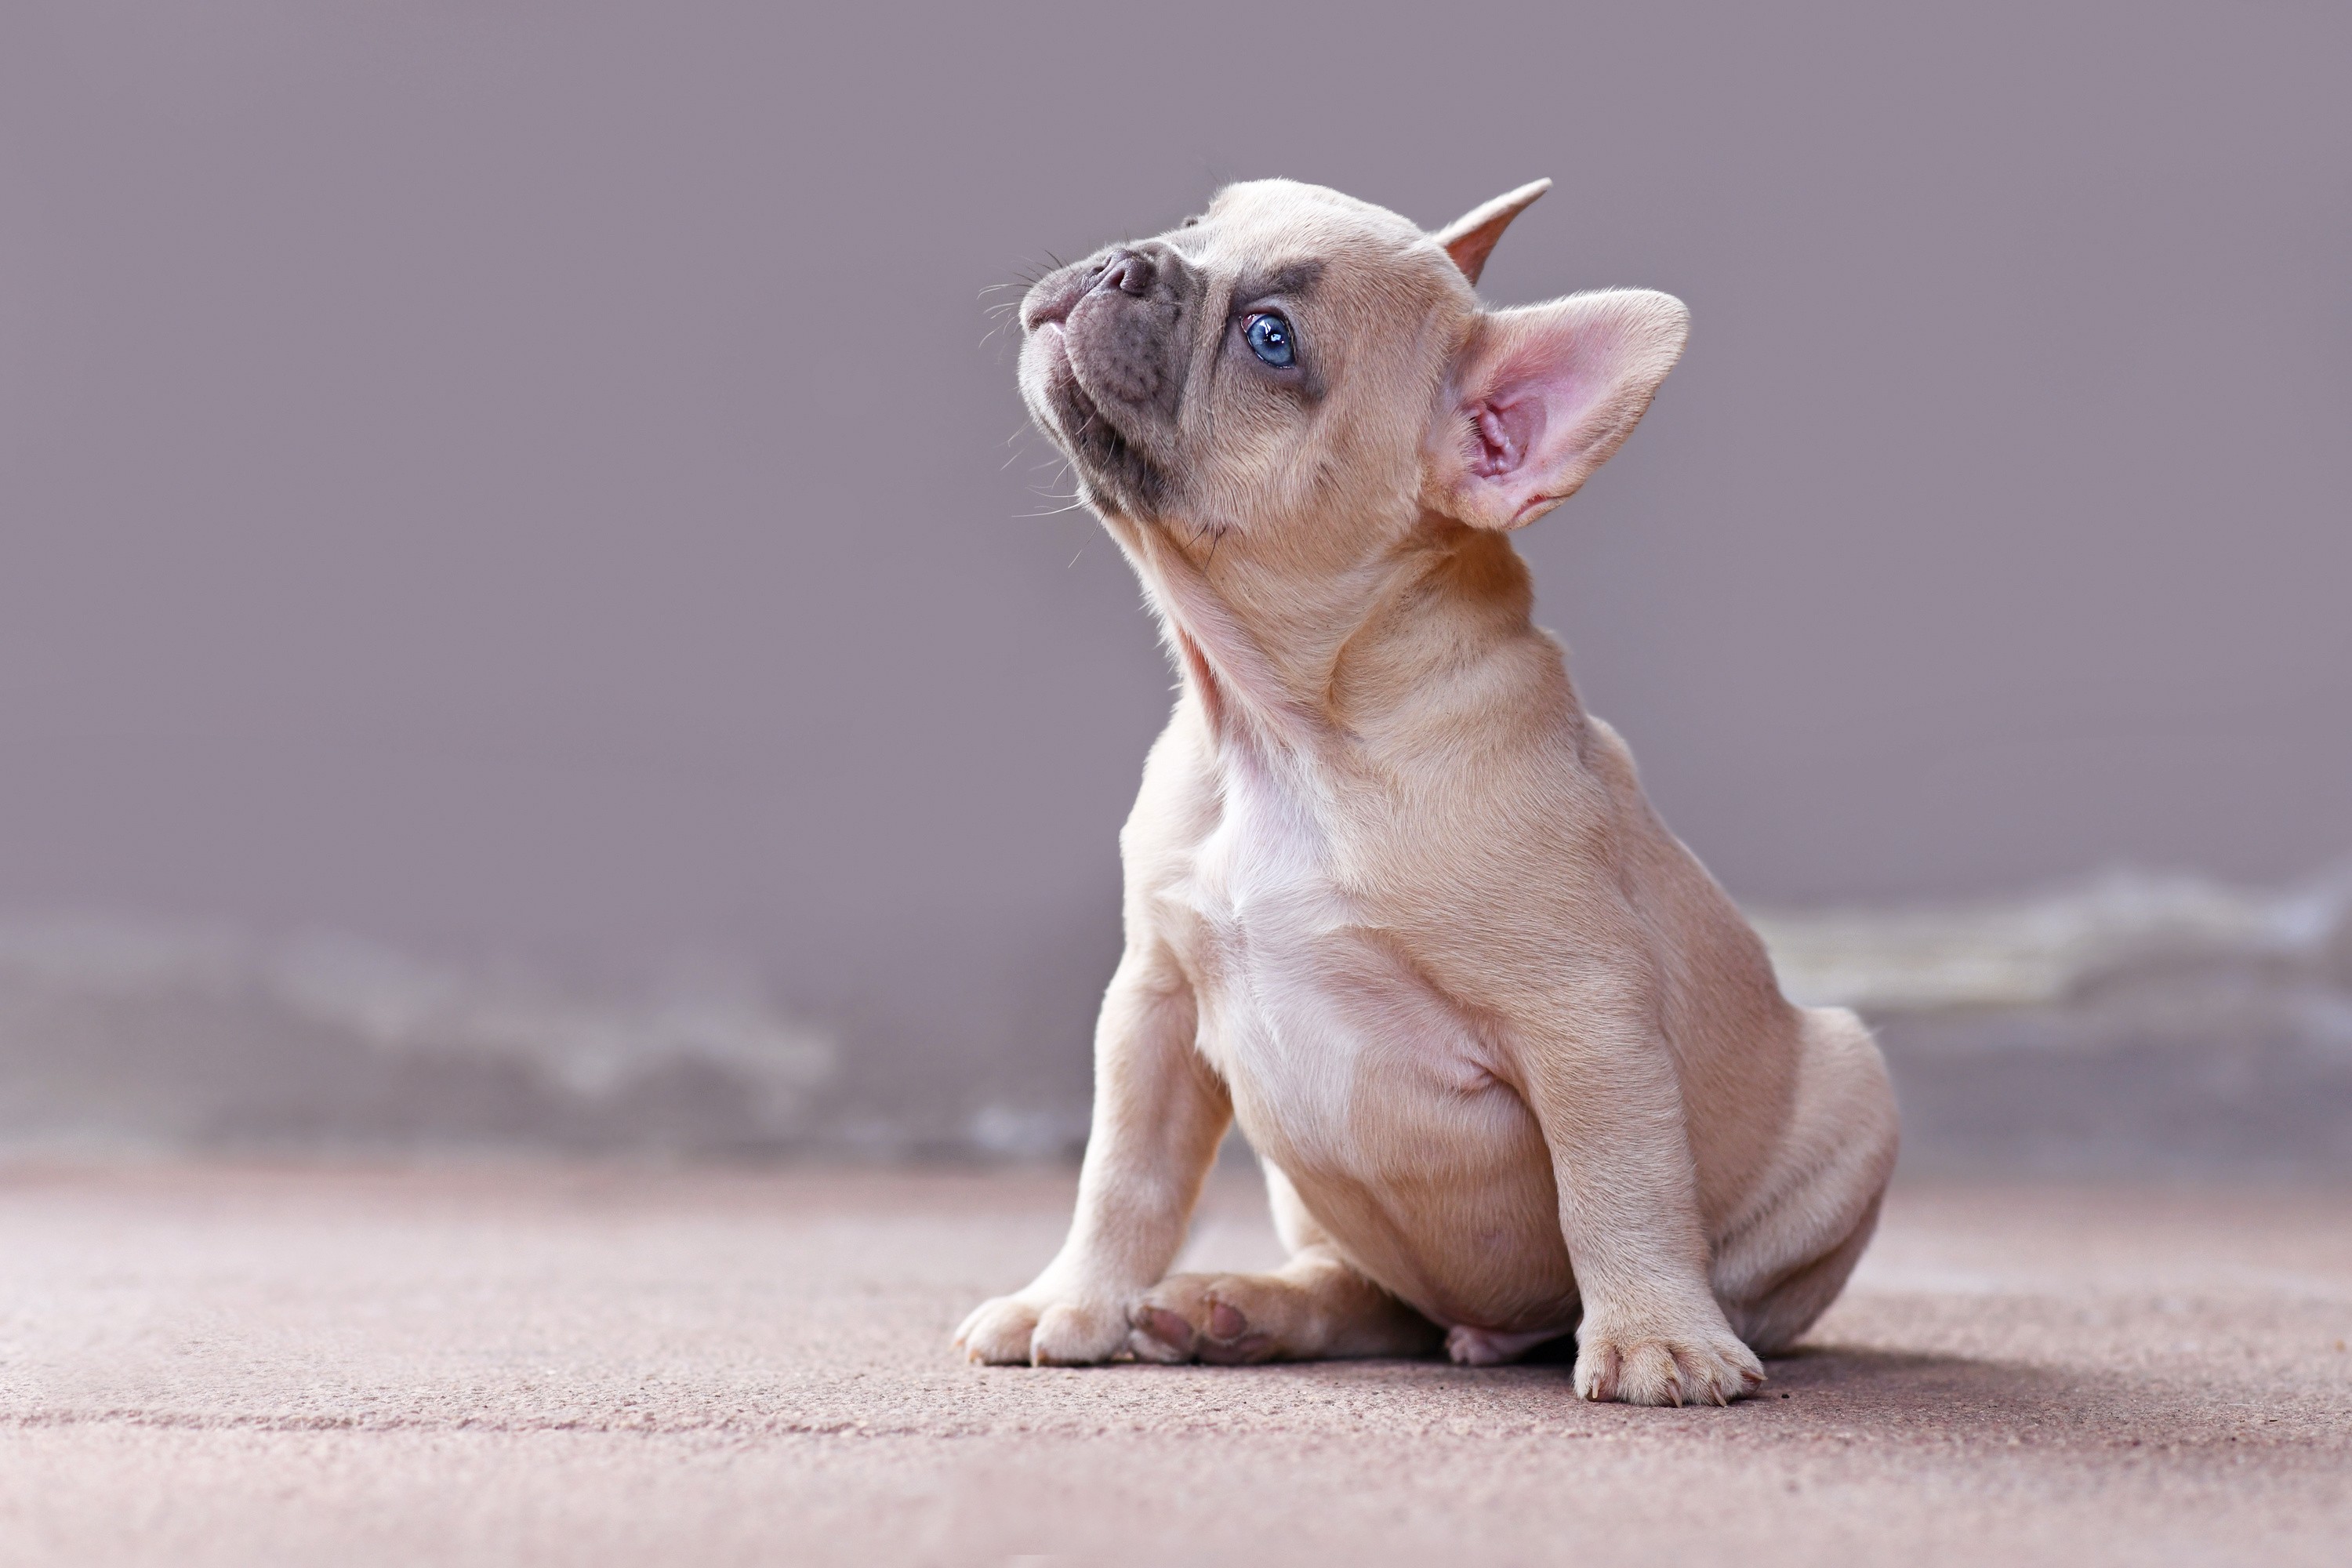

[1021,263,1091,333]
[1038,339,1174,518]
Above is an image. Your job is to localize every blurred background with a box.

[0,2,2345,1169]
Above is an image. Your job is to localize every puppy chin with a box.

[1017,326,1071,440]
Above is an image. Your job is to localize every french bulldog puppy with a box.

[955,180,1898,1406]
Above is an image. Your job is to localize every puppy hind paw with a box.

[1131,1274,1283,1365]
[1127,1305,1199,1363]
[1445,1325,1565,1367]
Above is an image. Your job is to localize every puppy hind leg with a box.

[1711,1006,1898,1355]
[1726,1189,1883,1355]
[1129,1159,1440,1363]
[1131,1245,1442,1363]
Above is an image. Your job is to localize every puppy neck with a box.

[1112,509,1548,755]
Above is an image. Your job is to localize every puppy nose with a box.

[1098,250,1156,297]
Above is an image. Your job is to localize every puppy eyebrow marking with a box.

[1232,259,1325,307]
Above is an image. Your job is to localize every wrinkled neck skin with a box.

[1100,501,1557,770]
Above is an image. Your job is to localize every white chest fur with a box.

[1161,748,1500,1174]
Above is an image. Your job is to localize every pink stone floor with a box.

[2,1164,2347,1566]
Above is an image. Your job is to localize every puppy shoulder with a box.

[1120,704,1221,866]
[1579,713,1642,782]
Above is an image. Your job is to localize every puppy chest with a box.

[1163,782,1504,1160]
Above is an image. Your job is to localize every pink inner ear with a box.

[1472,393,1552,479]
[1446,290,1686,528]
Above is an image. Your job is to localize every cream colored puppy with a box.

[955,180,1898,1406]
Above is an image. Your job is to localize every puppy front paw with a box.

[953,1291,1131,1367]
[1573,1314,1764,1406]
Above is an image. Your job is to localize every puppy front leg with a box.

[954,946,1226,1366]
[1517,989,1765,1406]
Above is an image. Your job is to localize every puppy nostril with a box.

[1099,251,1156,297]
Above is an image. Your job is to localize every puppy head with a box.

[1017,179,1689,554]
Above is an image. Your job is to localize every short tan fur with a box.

[956,180,1898,1406]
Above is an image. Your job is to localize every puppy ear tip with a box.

[1628,286,1689,319]
[1624,289,1692,350]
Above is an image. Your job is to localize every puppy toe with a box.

[1668,1334,1765,1405]
[1615,1341,1687,1406]
[1573,1340,1624,1402]
[1029,1299,1129,1366]
[1128,1304,1200,1362]
[1195,1323,1277,1365]
[1137,1274,1285,1363]
[1690,1338,1767,1404]
[954,1296,1043,1366]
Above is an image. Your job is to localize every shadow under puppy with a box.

[956,179,1898,1406]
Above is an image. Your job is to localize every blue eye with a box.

[1244,312,1295,368]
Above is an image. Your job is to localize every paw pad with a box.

[1134,1305,1198,1357]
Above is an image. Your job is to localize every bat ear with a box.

[1425,289,1689,530]
[1432,180,1552,287]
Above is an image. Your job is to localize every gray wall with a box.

[1,3,2346,1147]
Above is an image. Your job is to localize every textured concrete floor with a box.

[1,1164,2348,1566]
